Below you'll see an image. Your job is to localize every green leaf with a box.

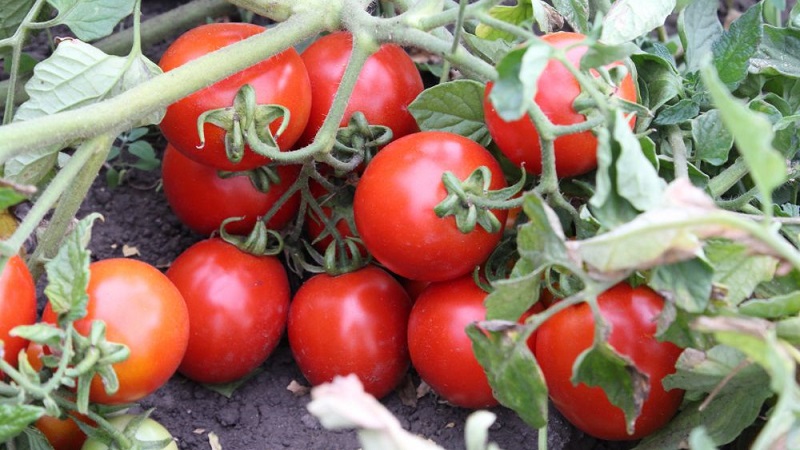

[488,39,552,121]
[551,0,589,34]
[701,64,787,211]
[600,0,676,45]
[631,45,682,112]
[127,141,159,171]
[516,192,570,269]
[711,2,762,88]
[0,405,45,442]
[486,269,542,321]
[44,213,102,322]
[0,183,30,210]
[705,240,777,307]
[3,147,60,186]
[650,258,713,313]
[11,426,57,450]
[573,341,647,436]
[691,109,733,166]
[751,25,800,78]
[46,0,136,41]
[409,80,491,146]
[580,41,639,71]
[467,322,549,429]
[678,0,723,73]
[653,98,699,125]
[475,0,534,41]
[0,0,33,40]
[740,292,800,319]
[461,33,512,65]
[10,323,64,347]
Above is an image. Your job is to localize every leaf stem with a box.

[667,125,689,180]
[707,157,749,198]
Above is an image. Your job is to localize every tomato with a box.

[42,259,189,405]
[287,265,411,399]
[166,238,290,384]
[483,31,638,178]
[161,144,301,235]
[298,31,424,146]
[81,414,177,450]
[407,275,498,409]
[353,131,508,282]
[0,255,36,371]
[304,180,362,255]
[534,283,684,440]
[159,23,312,171]
[36,412,93,450]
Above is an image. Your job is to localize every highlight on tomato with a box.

[483,31,638,178]
[534,283,684,440]
[0,255,36,372]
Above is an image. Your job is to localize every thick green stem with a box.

[707,158,748,198]
[2,0,48,124]
[667,125,689,180]
[438,0,469,84]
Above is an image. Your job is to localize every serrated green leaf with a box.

[461,33,512,65]
[488,39,552,121]
[127,140,155,160]
[475,0,534,41]
[46,0,135,41]
[691,109,733,166]
[600,0,676,45]
[631,46,682,112]
[590,125,639,228]
[551,0,589,34]
[485,269,542,321]
[467,323,548,429]
[0,0,33,40]
[751,25,800,77]
[705,240,777,307]
[409,80,491,146]
[740,292,800,319]
[650,258,713,313]
[0,405,45,442]
[516,192,570,269]
[678,0,723,73]
[711,2,762,88]
[653,98,699,125]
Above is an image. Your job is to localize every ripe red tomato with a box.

[353,131,508,282]
[483,32,638,178]
[534,283,684,440]
[298,31,424,146]
[287,265,412,399]
[159,23,312,171]
[407,275,498,409]
[42,259,189,404]
[35,412,93,450]
[0,255,36,371]
[161,144,301,235]
[166,238,290,384]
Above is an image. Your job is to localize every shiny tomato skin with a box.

[0,255,36,371]
[159,23,311,171]
[298,31,424,146]
[484,32,637,178]
[534,283,684,440]
[407,275,498,409]
[166,238,290,384]
[36,412,93,450]
[353,131,508,282]
[42,259,189,405]
[287,265,412,399]
[161,144,301,235]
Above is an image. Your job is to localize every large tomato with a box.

[298,31,424,146]
[534,283,684,440]
[287,265,411,399]
[161,144,301,235]
[167,238,290,384]
[0,255,36,371]
[353,131,508,282]
[483,31,637,178]
[159,23,312,171]
[42,259,189,404]
[36,412,93,450]
[407,275,498,409]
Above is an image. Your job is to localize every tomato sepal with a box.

[217,165,282,194]
[219,218,283,256]
[328,112,393,172]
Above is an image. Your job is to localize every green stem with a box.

[667,125,688,180]
[707,158,748,198]
[438,0,469,84]
[2,0,48,124]
[474,10,537,41]
[553,48,610,116]
[408,0,493,31]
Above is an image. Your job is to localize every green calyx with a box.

[218,165,283,193]
[328,111,393,171]
[219,218,283,256]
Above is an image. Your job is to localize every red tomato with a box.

[0,255,36,371]
[35,412,93,450]
[166,238,290,384]
[42,259,189,405]
[407,275,498,409]
[161,144,301,235]
[287,265,411,399]
[304,180,362,255]
[534,283,684,440]
[298,31,424,146]
[159,23,312,171]
[484,32,638,178]
[353,131,508,282]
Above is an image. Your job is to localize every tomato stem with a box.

[667,125,689,180]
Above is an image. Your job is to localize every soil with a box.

[11,1,766,449]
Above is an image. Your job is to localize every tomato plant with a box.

[483,31,637,178]
[35,412,93,450]
[42,258,190,405]
[407,275,497,409]
[0,255,36,371]
[303,179,363,255]
[297,31,424,147]
[353,131,508,282]
[534,283,684,440]
[166,238,290,384]
[161,144,301,235]
[81,414,177,450]
[159,22,312,171]
[287,265,411,399]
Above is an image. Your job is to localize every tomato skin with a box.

[81,414,177,450]
[36,412,93,450]
[159,23,311,171]
[407,276,498,409]
[353,131,508,282]
[42,259,189,405]
[287,265,412,399]
[534,283,684,440]
[483,32,637,178]
[0,255,36,371]
[166,238,290,384]
[161,144,301,235]
[298,31,424,146]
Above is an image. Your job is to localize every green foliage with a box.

[46,0,136,41]
[409,80,491,146]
